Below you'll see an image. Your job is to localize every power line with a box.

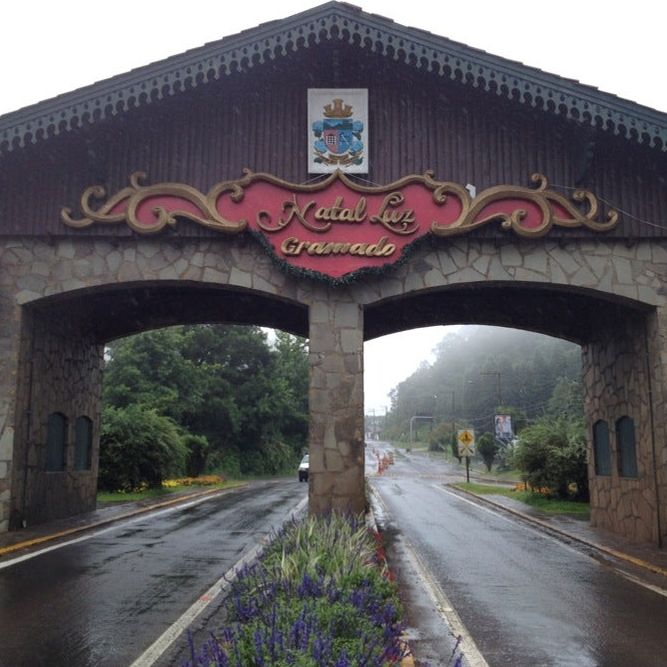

[550,182,666,232]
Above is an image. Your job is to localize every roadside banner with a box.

[494,414,513,441]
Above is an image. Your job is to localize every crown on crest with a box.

[322,98,354,118]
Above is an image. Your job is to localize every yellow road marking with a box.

[0,485,246,557]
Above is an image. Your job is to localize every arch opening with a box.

[24,281,309,344]
[362,282,664,545]
[364,281,652,345]
[9,282,309,529]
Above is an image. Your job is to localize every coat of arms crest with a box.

[308,89,368,173]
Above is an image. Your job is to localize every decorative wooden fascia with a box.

[1,2,666,154]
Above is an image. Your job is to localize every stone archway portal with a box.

[52,167,649,534]
[3,1,667,551]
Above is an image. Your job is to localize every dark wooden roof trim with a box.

[1,1,666,154]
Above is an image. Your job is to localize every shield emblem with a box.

[322,119,355,155]
[311,95,365,169]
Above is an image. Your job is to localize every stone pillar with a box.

[9,306,104,529]
[308,298,365,515]
[646,307,667,547]
[0,293,22,533]
[582,311,666,545]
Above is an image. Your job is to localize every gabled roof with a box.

[2,1,666,154]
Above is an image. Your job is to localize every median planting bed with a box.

[183,514,408,666]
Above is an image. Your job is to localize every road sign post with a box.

[456,429,476,483]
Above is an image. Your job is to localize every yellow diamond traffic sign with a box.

[457,429,476,457]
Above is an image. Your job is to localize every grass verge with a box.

[454,482,590,516]
[470,467,523,481]
[96,478,243,504]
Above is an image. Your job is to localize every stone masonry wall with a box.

[9,307,104,528]
[644,307,667,545]
[308,296,366,515]
[349,239,667,308]
[2,234,667,541]
[0,236,308,529]
[0,296,21,532]
[581,317,662,544]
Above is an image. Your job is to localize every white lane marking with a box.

[401,536,489,667]
[370,486,489,667]
[435,485,667,599]
[129,541,264,667]
[613,568,667,598]
[130,496,308,667]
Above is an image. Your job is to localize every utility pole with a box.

[449,390,456,455]
[481,370,502,405]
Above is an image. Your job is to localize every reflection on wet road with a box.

[0,480,306,667]
[370,444,667,667]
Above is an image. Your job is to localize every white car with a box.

[298,454,309,482]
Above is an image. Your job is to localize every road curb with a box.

[366,493,416,667]
[0,484,248,558]
[450,485,667,579]
[131,494,309,667]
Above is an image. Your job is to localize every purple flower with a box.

[335,650,351,667]
[254,629,265,667]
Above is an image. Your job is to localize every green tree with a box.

[98,404,186,491]
[428,421,454,453]
[547,377,584,419]
[384,326,583,443]
[514,417,588,500]
[272,331,309,439]
[450,431,462,463]
[102,325,310,478]
[182,433,211,477]
[103,328,202,420]
[477,432,498,472]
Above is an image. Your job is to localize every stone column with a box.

[9,306,104,529]
[582,311,666,545]
[646,307,667,547]
[0,293,22,533]
[308,297,365,515]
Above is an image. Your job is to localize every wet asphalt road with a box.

[0,479,306,667]
[370,445,667,667]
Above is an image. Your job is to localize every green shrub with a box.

[182,433,210,477]
[209,447,242,479]
[477,432,498,472]
[98,405,186,491]
[428,421,448,452]
[514,417,588,500]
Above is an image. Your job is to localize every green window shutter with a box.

[592,420,611,476]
